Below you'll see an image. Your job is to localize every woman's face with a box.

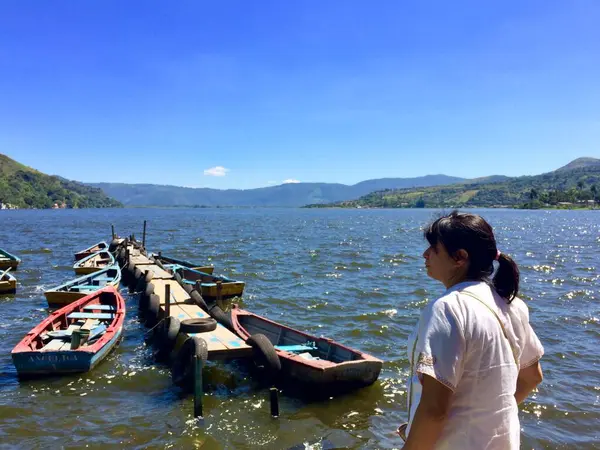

[423,241,460,285]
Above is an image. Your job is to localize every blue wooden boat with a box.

[150,253,214,274]
[0,248,20,271]
[166,264,245,300]
[73,250,115,275]
[12,287,125,378]
[44,265,121,308]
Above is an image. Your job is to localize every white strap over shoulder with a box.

[461,290,519,367]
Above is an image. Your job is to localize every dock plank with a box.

[151,279,189,305]
[132,264,172,280]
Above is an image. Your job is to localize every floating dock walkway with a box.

[123,242,252,361]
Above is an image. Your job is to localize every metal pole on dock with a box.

[194,355,203,418]
[142,220,147,248]
[270,387,279,418]
[165,284,171,317]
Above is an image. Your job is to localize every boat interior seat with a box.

[71,285,99,291]
[82,304,115,311]
[276,343,317,353]
[67,312,115,321]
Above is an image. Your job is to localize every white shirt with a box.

[406,281,544,449]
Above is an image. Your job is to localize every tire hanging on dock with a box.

[172,335,208,388]
[153,316,181,361]
[179,318,217,334]
[246,333,281,373]
[135,270,153,294]
[145,293,161,327]
[208,304,234,331]
[189,289,209,312]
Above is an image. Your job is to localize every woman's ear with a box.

[454,249,469,266]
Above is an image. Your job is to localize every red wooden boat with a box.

[231,306,383,390]
[12,286,125,377]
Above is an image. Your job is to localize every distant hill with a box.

[308,157,600,209]
[90,174,465,207]
[554,157,600,172]
[0,154,122,209]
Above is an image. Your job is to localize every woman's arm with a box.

[515,361,543,404]
[402,374,453,450]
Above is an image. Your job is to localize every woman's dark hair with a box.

[423,210,520,302]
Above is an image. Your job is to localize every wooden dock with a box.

[125,244,252,360]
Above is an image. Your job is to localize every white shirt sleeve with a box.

[415,296,466,391]
[515,301,544,368]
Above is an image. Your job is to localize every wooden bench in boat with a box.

[67,312,115,320]
[82,304,115,311]
[275,343,317,352]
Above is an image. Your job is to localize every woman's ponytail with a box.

[493,253,520,302]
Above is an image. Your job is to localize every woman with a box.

[399,211,544,449]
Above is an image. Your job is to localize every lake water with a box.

[0,208,599,449]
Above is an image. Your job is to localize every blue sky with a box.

[1,1,599,189]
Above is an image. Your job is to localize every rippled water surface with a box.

[0,208,599,449]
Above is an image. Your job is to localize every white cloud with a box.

[282,179,300,184]
[203,166,229,177]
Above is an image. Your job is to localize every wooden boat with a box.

[11,286,125,377]
[45,265,121,308]
[150,253,214,274]
[231,307,383,390]
[168,264,244,300]
[73,250,115,275]
[0,269,17,294]
[0,248,21,271]
[74,241,108,261]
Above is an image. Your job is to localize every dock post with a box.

[111,224,115,240]
[165,284,171,317]
[270,387,279,418]
[194,355,203,419]
[142,220,147,248]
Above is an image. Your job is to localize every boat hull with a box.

[201,281,245,300]
[45,266,121,307]
[0,272,17,294]
[44,291,88,308]
[231,308,382,390]
[73,251,115,276]
[0,249,21,270]
[12,327,123,376]
[74,241,108,261]
[0,260,19,271]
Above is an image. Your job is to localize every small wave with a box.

[19,248,52,255]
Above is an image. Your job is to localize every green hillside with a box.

[307,158,600,209]
[0,154,122,209]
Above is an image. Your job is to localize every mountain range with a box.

[2,153,598,209]
[89,175,467,207]
[311,157,600,209]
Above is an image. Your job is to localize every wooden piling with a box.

[111,224,115,240]
[270,387,279,418]
[142,220,147,248]
[194,355,203,418]
[165,284,171,317]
